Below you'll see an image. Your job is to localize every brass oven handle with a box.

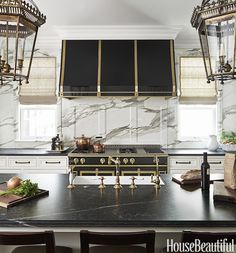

[15,161,30,164]
[45,161,61,164]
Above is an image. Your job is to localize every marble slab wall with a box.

[60,96,176,146]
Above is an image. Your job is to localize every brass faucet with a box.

[108,156,122,189]
[153,155,161,189]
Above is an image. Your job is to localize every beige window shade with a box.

[180,56,217,104]
[19,57,57,105]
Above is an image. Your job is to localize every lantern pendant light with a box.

[0,0,46,85]
[191,0,236,84]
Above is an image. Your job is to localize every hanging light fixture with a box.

[191,0,236,84]
[0,0,46,85]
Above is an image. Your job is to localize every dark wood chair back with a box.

[80,230,155,253]
[182,230,236,243]
[0,230,55,253]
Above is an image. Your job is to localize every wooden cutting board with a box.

[0,182,49,208]
[213,181,236,203]
[172,174,224,185]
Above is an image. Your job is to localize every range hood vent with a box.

[59,40,176,97]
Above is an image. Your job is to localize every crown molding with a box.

[53,25,183,40]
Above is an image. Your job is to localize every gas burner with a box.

[119,148,137,154]
[71,148,92,154]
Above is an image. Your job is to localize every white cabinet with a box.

[169,155,224,174]
[0,156,68,174]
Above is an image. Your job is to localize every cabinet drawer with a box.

[208,157,224,169]
[37,157,68,168]
[8,157,37,168]
[0,157,7,168]
[169,157,198,168]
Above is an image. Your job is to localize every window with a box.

[19,105,57,141]
[178,105,217,140]
[179,56,217,104]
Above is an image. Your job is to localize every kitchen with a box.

[0,0,236,253]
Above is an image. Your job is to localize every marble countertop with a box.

[0,148,72,156]
[0,173,235,228]
[0,147,227,156]
[165,148,226,156]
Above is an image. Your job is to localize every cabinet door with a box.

[169,156,199,174]
[101,40,135,96]
[60,40,98,96]
[137,40,176,96]
[8,157,37,168]
[207,156,224,173]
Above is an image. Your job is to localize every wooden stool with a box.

[80,230,155,253]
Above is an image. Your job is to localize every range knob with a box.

[73,158,79,165]
[123,158,128,164]
[80,158,86,164]
[100,158,105,164]
[130,158,135,164]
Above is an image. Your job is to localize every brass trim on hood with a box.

[170,40,177,97]
[97,40,102,96]
[59,40,66,97]
[134,40,138,97]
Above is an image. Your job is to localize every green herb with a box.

[0,179,38,197]
[221,131,236,144]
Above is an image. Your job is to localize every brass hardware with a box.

[100,158,106,164]
[98,176,106,189]
[80,170,114,176]
[123,158,128,164]
[108,156,122,189]
[97,40,101,96]
[134,40,138,96]
[80,158,86,164]
[59,40,66,97]
[137,168,141,176]
[121,170,156,176]
[129,176,137,189]
[73,158,79,165]
[95,168,99,176]
[18,59,23,69]
[153,172,161,189]
[130,158,135,164]
[67,170,77,189]
[2,62,11,73]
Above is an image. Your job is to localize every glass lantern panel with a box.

[205,14,235,76]
[199,23,212,79]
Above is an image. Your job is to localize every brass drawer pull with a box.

[45,161,61,164]
[15,161,30,164]
[176,161,191,164]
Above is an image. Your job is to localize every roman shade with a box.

[19,57,57,105]
[179,56,217,104]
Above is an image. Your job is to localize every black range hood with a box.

[59,40,176,97]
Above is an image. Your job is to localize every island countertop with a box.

[0,173,235,229]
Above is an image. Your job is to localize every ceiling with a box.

[36,0,202,47]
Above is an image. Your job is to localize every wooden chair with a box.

[80,230,155,253]
[0,231,72,253]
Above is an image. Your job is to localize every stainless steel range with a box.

[68,145,168,176]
